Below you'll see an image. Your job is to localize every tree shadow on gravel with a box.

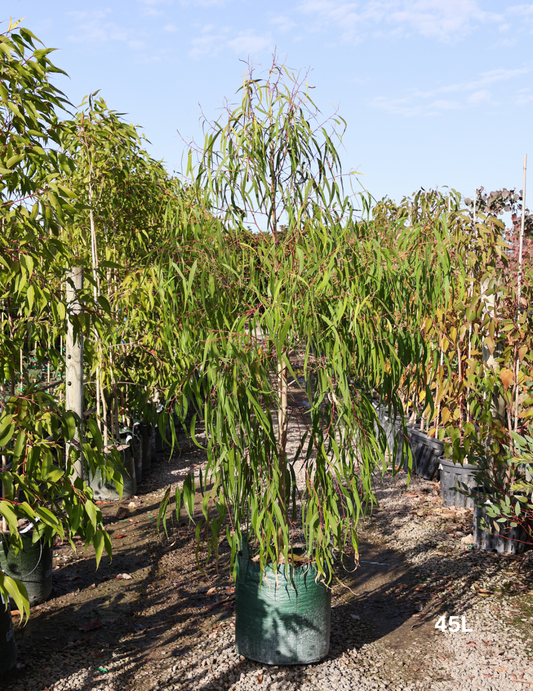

[6,462,533,691]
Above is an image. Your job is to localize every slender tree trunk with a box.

[277,355,288,517]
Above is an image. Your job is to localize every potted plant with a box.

[158,60,453,664]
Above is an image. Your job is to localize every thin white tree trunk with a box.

[515,154,528,432]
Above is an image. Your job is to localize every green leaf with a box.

[85,500,98,531]
[0,415,14,447]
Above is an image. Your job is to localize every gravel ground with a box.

[3,394,533,690]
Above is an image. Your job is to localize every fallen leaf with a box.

[59,575,80,583]
[115,507,130,520]
[257,675,263,683]
[79,621,102,632]
[133,622,147,633]
[115,573,133,580]
[115,534,127,539]
[88,583,96,590]
[496,666,508,672]
[65,635,93,649]
[205,597,234,611]
[206,587,217,596]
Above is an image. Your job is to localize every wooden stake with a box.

[66,268,84,481]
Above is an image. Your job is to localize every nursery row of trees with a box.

[1,19,532,615]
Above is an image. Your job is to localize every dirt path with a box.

[3,403,533,689]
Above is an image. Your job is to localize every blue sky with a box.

[4,1,532,208]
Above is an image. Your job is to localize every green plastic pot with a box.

[0,531,53,606]
[235,549,331,665]
[0,597,17,675]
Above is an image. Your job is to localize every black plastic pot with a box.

[404,427,443,481]
[374,404,400,456]
[150,426,157,461]
[473,489,533,554]
[235,550,331,665]
[130,425,143,485]
[439,458,477,509]
[0,597,17,675]
[155,422,172,453]
[140,423,152,475]
[0,531,53,606]
[88,444,137,501]
[372,402,411,470]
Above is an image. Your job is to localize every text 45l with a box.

[435,616,472,633]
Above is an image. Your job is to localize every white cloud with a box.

[128,39,147,50]
[415,66,532,98]
[189,25,272,59]
[428,99,462,110]
[67,11,150,47]
[138,0,173,16]
[67,19,133,44]
[298,0,505,43]
[67,10,111,21]
[180,0,229,6]
[227,32,272,55]
[467,89,491,104]
[188,25,228,58]
[372,65,530,116]
[270,14,298,33]
[509,4,533,17]
[516,88,533,105]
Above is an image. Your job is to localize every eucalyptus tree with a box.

[0,20,114,616]
[159,59,453,579]
[60,97,183,440]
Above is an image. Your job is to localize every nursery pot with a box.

[155,422,172,453]
[473,488,532,554]
[140,423,152,475]
[0,531,53,606]
[372,402,405,465]
[88,444,137,501]
[130,426,143,485]
[439,459,477,509]
[235,550,331,665]
[404,427,443,481]
[0,596,17,675]
[150,426,157,462]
